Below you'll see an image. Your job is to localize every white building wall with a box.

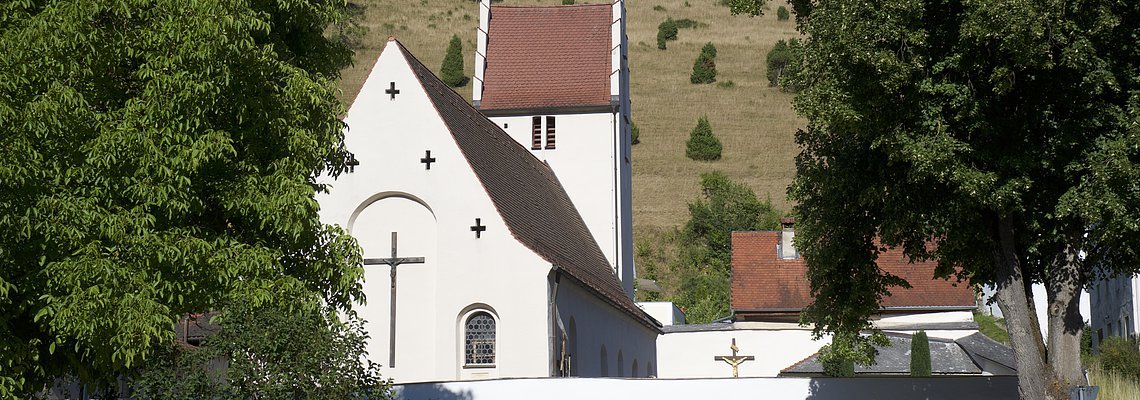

[393,376,1019,400]
[656,327,828,378]
[317,43,556,383]
[637,302,685,326]
[1089,273,1139,351]
[556,280,658,377]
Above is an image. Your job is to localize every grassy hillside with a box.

[336,0,803,245]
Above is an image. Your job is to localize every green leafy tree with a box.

[685,116,722,160]
[765,39,800,89]
[132,304,391,399]
[674,171,781,323]
[782,0,1139,398]
[690,46,717,84]
[656,19,679,50]
[910,331,931,377]
[0,0,365,395]
[440,34,468,87]
[777,6,790,21]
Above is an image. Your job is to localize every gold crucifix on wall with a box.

[713,338,755,378]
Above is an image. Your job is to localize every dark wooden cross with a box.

[714,338,755,378]
[470,218,486,238]
[363,232,425,368]
[346,152,360,173]
[420,150,436,170]
[385,81,400,100]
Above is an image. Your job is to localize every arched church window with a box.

[465,312,496,366]
[617,350,624,377]
[600,346,609,377]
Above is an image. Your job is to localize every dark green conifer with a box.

[440,34,468,87]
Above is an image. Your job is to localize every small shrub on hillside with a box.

[657,19,678,50]
[440,35,468,87]
[630,121,640,145]
[700,42,717,58]
[674,18,704,29]
[562,0,575,4]
[911,331,932,377]
[684,1,692,7]
[716,80,735,89]
[777,6,791,21]
[1100,337,1140,380]
[766,38,801,90]
[653,5,665,11]
[685,116,722,160]
[691,44,717,84]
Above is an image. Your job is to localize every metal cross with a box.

[420,150,436,170]
[470,218,486,238]
[346,152,360,173]
[386,81,400,100]
[363,232,425,368]
[714,338,755,378]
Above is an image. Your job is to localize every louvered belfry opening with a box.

[545,116,556,149]
[531,116,542,149]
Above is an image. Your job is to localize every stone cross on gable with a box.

[714,338,755,378]
[363,232,425,368]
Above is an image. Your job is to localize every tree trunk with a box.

[1047,245,1086,389]
[993,216,1048,400]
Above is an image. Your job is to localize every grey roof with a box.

[956,332,1017,371]
[781,334,984,376]
[394,40,659,332]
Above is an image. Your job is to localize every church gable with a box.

[477,3,613,111]
[394,41,653,330]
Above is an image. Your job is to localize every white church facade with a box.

[316,36,658,383]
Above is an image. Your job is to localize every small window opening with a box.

[545,116,556,149]
[531,117,542,150]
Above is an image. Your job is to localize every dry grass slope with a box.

[336,0,803,242]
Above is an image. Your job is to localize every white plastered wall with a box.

[656,327,830,378]
[317,42,556,383]
[555,280,658,378]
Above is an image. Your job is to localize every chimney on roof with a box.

[779,217,797,260]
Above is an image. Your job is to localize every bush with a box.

[657,19,678,50]
[630,121,640,145]
[440,35,468,87]
[691,45,717,84]
[777,6,790,21]
[684,170,781,269]
[700,41,717,59]
[562,0,575,4]
[653,5,665,11]
[1100,337,1140,380]
[911,331,932,377]
[674,18,703,29]
[685,116,721,161]
[766,38,801,90]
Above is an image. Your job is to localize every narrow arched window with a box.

[465,312,496,365]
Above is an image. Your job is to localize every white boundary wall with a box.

[394,376,1017,400]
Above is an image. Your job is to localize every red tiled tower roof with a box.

[480,4,612,110]
[730,231,974,319]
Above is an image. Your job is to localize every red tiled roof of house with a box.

[480,4,612,110]
[730,231,974,313]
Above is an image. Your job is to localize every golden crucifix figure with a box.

[713,338,755,378]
